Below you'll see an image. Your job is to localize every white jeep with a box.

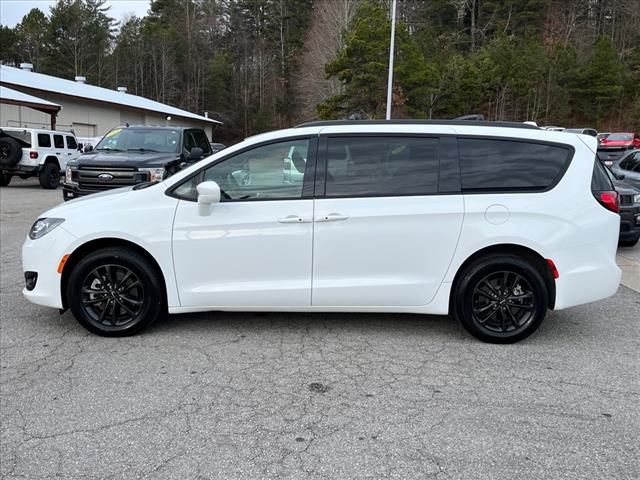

[0,127,81,189]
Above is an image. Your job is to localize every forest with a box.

[1,0,639,142]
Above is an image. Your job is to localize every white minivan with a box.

[22,121,621,343]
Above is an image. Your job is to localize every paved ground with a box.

[1,180,639,480]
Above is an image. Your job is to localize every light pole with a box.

[385,0,397,120]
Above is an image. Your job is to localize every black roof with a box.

[295,119,540,130]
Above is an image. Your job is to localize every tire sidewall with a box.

[456,256,549,344]
[0,137,22,168]
[39,163,60,189]
[67,249,163,336]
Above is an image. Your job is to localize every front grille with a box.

[76,166,146,191]
[620,194,634,206]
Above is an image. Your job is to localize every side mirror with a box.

[196,181,221,215]
[189,147,204,160]
[84,144,94,153]
[615,172,626,180]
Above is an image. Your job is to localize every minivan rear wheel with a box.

[66,247,164,336]
[454,254,548,343]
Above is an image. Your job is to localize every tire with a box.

[39,162,60,189]
[0,137,22,168]
[66,247,165,336]
[619,237,639,247]
[453,254,549,344]
[0,173,11,186]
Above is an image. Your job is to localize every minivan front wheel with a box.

[455,254,548,343]
[67,248,164,336]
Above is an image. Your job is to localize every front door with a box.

[311,135,464,306]
[172,137,316,307]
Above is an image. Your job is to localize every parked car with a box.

[63,125,212,200]
[76,136,103,152]
[598,132,640,163]
[597,132,611,143]
[23,120,621,343]
[606,149,640,189]
[0,127,80,189]
[606,167,640,247]
[565,128,598,137]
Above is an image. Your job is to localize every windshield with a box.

[606,133,633,141]
[95,128,180,153]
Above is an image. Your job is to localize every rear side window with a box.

[53,134,64,149]
[620,155,640,172]
[65,136,78,149]
[591,158,614,191]
[459,138,572,192]
[325,137,439,197]
[38,134,51,148]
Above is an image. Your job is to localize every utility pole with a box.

[385,0,397,120]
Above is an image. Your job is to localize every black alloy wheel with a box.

[67,247,164,336]
[455,254,548,343]
[471,271,536,334]
[80,264,145,327]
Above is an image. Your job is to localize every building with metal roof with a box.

[0,64,220,138]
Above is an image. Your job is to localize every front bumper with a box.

[22,226,77,309]
[62,182,107,201]
[619,206,640,242]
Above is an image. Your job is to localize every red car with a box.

[597,132,640,162]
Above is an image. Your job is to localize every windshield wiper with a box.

[128,148,160,153]
[95,147,125,152]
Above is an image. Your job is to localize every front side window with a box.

[187,130,212,154]
[95,128,180,153]
[620,157,640,173]
[325,136,439,197]
[173,139,310,201]
[53,134,64,149]
[65,136,78,149]
[459,138,572,192]
[38,134,51,148]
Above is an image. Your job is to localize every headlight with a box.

[634,194,640,204]
[138,167,165,182]
[29,218,65,240]
[65,166,76,184]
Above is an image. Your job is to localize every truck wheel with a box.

[0,172,11,186]
[0,137,22,168]
[39,163,60,189]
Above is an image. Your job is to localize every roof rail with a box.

[295,119,540,130]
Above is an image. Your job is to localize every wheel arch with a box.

[42,156,60,168]
[60,237,168,310]
[449,243,556,310]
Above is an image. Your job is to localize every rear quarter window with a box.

[459,138,572,192]
[38,134,51,148]
[591,158,614,191]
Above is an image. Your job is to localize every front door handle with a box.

[278,215,310,224]
[316,213,349,223]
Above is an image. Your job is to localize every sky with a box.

[0,0,151,27]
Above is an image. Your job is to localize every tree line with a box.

[1,0,639,142]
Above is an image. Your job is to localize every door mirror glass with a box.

[197,181,221,206]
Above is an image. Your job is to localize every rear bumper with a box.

[1,165,39,175]
[548,241,621,310]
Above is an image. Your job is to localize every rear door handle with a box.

[316,213,349,223]
[277,215,311,224]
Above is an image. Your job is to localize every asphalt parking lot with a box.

[1,180,639,480]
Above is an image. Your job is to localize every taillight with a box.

[30,151,38,159]
[596,191,619,213]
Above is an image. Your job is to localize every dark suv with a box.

[63,125,212,200]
